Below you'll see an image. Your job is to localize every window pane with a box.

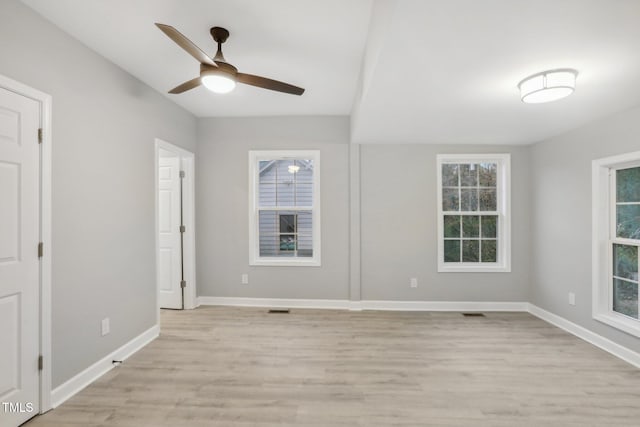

[613,279,638,319]
[479,163,497,187]
[616,167,640,203]
[616,204,640,239]
[275,160,295,182]
[444,240,460,262]
[481,215,497,238]
[460,189,478,211]
[442,188,459,211]
[460,164,478,186]
[259,233,278,256]
[258,211,277,234]
[444,215,461,238]
[276,183,295,206]
[462,240,479,262]
[479,189,497,211]
[294,159,314,183]
[297,211,313,235]
[613,244,638,281]
[481,240,497,262]
[297,234,313,257]
[258,161,276,183]
[279,214,296,233]
[462,216,479,238]
[279,235,296,251]
[295,182,313,206]
[258,183,276,207]
[442,164,459,186]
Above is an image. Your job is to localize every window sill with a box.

[594,312,640,338]
[250,258,321,267]
[438,263,511,273]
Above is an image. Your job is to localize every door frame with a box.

[0,74,53,413]
[154,139,197,320]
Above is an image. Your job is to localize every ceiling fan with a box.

[155,23,305,96]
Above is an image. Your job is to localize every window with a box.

[249,150,320,266]
[437,154,511,272]
[593,151,640,337]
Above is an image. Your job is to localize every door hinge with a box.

[180,280,186,289]
[179,170,185,178]
[38,355,43,371]
[38,128,43,144]
[38,242,43,258]
[179,225,186,233]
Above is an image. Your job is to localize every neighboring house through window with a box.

[437,154,511,272]
[593,151,640,337]
[249,150,320,266]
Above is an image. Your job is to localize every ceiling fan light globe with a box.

[202,74,236,94]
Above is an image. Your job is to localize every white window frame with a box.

[592,151,640,337]
[249,150,321,266]
[436,153,511,273]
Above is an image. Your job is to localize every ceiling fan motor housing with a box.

[210,27,230,43]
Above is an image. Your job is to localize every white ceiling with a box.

[21,0,640,145]
[21,0,373,117]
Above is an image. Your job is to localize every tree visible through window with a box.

[612,166,640,319]
[592,152,640,337]
[437,154,510,272]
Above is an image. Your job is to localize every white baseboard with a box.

[527,304,640,369]
[197,296,353,310]
[197,296,528,312]
[360,300,528,311]
[50,324,159,408]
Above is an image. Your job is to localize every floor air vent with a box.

[268,309,290,314]
[462,312,485,317]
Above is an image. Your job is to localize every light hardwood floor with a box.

[26,307,640,426]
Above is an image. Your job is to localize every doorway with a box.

[0,75,52,425]
[155,139,196,314]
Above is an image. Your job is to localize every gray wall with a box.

[0,0,197,387]
[530,106,640,353]
[196,117,350,299]
[360,144,531,301]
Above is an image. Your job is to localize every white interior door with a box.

[158,148,183,309]
[0,88,40,425]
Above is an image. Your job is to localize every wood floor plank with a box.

[25,307,640,426]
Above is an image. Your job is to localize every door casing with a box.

[154,139,197,319]
[0,74,53,414]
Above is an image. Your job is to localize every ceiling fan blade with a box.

[155,23,216,67]
[168,77,201,94]
[236,73,305,96]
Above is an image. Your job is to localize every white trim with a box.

[0,74,53,413]
[154,139,197,316]
[198,296,353,310]
[436,153,511,273]
[528,304,640,368]
[360,300,527,312]
[197,296,527,312]
[50,325,159,408]
[592,151,640,337]
[248,150,321,267]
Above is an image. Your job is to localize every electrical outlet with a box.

[241,273,249,285]
[101,318,110,336]
[410,277,418,288]
[568,292,576,306]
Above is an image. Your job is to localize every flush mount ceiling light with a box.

[518,69,578,104]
